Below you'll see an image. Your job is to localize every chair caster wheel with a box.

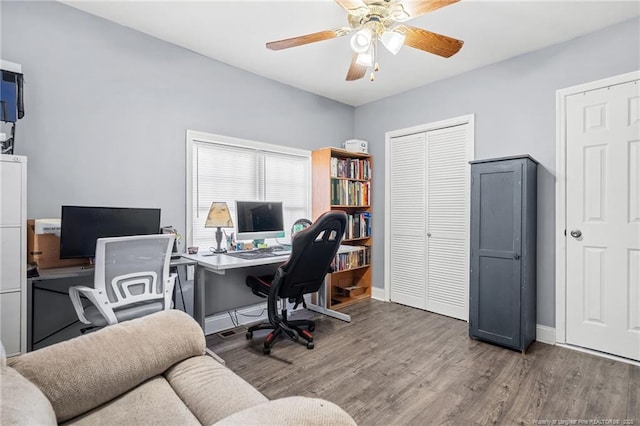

[263,347,271,355]
[246,332,253,340]
[306,342,314,350]
[308,325,315,332]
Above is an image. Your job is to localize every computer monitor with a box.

[59,206,161,258]
[235,201,285,241]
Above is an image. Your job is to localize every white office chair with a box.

[69,234,177,327]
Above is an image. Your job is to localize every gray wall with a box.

[1,0,353,316]
[354,17,640,327]
[0,1,354,236]
[3,1,639,327]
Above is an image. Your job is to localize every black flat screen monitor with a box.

[235,201,285,241]
[59,206,161,258]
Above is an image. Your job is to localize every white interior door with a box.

[566,79,640,361]
[389,133,427,309]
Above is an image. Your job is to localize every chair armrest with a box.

[8,310,206,423]
[68,285,112,325]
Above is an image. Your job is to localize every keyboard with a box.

[225,249,291,260]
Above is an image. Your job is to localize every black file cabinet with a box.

[469,155,537,352]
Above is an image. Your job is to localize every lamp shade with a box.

[205,202,233,228]
[350,28,372,54]
[381,29,405,55]
[356,48,374,67]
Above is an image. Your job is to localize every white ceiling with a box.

[59,0,639,106]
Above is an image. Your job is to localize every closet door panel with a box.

[426,125,470,320]
[389,133,426,309]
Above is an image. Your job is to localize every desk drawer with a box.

[0,227,21,292]
[1,291,22,356]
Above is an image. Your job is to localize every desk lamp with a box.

[205,202,234,253]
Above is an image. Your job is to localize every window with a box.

[186,131,311,248]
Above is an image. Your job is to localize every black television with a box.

[59,206,161,259]
[235,201,285,241]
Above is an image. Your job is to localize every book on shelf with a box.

[345,212,371,240]
[330,157,371,180]
[330,180,370,206]
[332,246,371,272]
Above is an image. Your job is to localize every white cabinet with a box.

[0,155,27,356]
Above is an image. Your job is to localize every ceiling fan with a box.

[266,0,464,82]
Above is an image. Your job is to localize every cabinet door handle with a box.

[514,254,521,260]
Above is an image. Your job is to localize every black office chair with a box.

[245,211,347,354]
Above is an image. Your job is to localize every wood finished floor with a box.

[207,300,639,425]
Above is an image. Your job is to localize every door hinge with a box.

[564,229,566,237]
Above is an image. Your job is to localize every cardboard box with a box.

[27,219,89,269]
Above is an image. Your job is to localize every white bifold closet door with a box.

[389,124,471,320]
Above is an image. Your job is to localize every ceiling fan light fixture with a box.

[350,28,373,54]
[355,48,374,67]
[380,29,406,55]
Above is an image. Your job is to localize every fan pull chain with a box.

[371,39,379,81]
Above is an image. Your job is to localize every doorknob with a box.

[570,229,582,238]
[427,233,432,237]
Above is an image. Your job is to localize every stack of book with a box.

[330,157,371,180]
[345,212,371,240]
[330,180,370,206]
[332,246,371,272]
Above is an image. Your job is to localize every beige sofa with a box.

[1,310,356,425]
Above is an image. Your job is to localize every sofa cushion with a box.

[213,396,357,426]
[8,310,205,422]
[165,355,268,425]
[0,366,57,426]
[62,376,200,426]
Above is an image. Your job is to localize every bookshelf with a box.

[312,147,372,310]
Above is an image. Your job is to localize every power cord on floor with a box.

[235,308,267,318]
[224,308,268,329]
[227,311,239,327]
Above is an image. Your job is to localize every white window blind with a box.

[188,133,311,248]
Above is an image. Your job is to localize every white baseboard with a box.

[204,302,268,336]
[371,287,386,301]
[536,324,556,345]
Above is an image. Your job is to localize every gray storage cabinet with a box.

[469,155,537,352]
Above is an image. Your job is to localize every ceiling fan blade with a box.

[403,25,463,58]
[402,0,460,19]
[346,54,367,81]
[267,28,348,51]
[334,0,367,12]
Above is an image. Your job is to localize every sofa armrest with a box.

[213,396,357,426]
[8,310,205,423]
[0,366,57,426]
